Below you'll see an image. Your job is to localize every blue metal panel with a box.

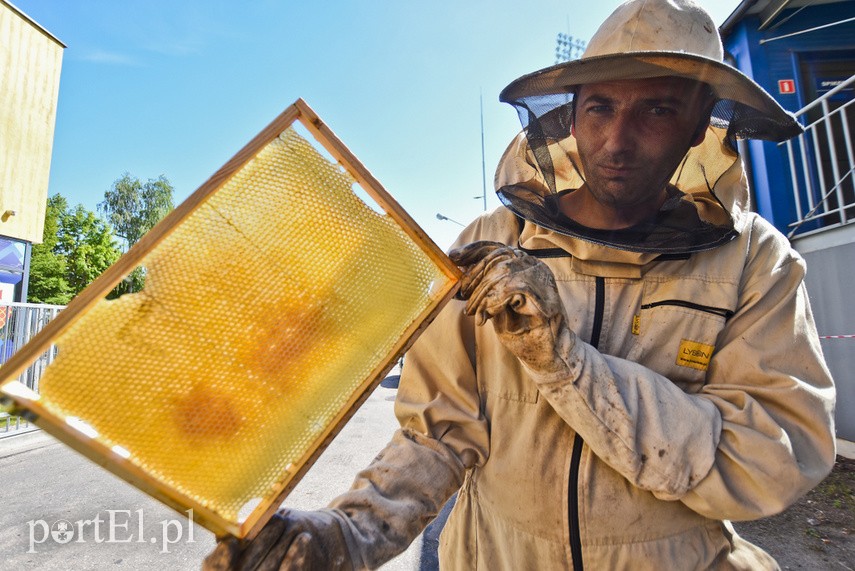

[724,20,797,232]
[721,2,855,234]
[0,238,26,272]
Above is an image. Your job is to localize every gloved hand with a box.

[449,240,577,378]
[202,509,352,571]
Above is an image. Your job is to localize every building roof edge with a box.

[1,0,66,48]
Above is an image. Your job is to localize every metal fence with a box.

[784,74,855,238]
[0,302,64,437]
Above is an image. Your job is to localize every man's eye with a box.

[649,106,675,116]
[587,105,611,114]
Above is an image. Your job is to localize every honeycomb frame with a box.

[0,99,461,539]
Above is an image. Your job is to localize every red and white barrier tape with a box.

[820,335,855,339]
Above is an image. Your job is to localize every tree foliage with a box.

[28,195,72,304]
[57,205,121,293]
[99,173,175,295]
[100,173,175,247]
[28,195,122,304]
[29,173,176,304]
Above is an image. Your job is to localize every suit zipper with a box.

[640,299,734,319]
[569,276,604,570]
[568,434,585,570]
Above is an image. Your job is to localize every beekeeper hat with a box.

[500,0,802,143]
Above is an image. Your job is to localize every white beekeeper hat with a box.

[500,0,801,142]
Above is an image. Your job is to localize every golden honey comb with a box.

[0,100,459,538]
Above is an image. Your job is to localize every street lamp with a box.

[436,213,465,227]
[555,32,586,64]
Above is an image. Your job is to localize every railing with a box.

[783,74,855,238]
[0,302,65,437]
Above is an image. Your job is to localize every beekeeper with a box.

[205,0,836,568]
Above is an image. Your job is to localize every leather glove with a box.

[202,509,352,571]
[449,240,577,379]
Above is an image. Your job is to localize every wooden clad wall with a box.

[0,0,63,244]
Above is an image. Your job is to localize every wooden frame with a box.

[0,99,460,539]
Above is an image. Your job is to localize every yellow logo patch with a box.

[676,339,715,371]
[632,315,641,335]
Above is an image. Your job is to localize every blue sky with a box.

[15,0,741,250]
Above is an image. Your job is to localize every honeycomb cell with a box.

[34,125,455,531]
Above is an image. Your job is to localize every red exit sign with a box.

[778,79,796,94]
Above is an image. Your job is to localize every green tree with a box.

[28,194,123,304]
[100,173,175,247]
[28,195,72,304]
[56,205,122,294]
[99,173,175,294]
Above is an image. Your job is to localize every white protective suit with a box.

[323,126,837,570]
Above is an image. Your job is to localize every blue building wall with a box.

[722,2,855,233]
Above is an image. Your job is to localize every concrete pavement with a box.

[0,383,421,570]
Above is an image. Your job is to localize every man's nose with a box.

[602,113,640,155]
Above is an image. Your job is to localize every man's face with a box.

[572,76,712,224]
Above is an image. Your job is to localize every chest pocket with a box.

[626,279,736,393]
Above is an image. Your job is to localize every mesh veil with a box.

[496,77,802,254]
